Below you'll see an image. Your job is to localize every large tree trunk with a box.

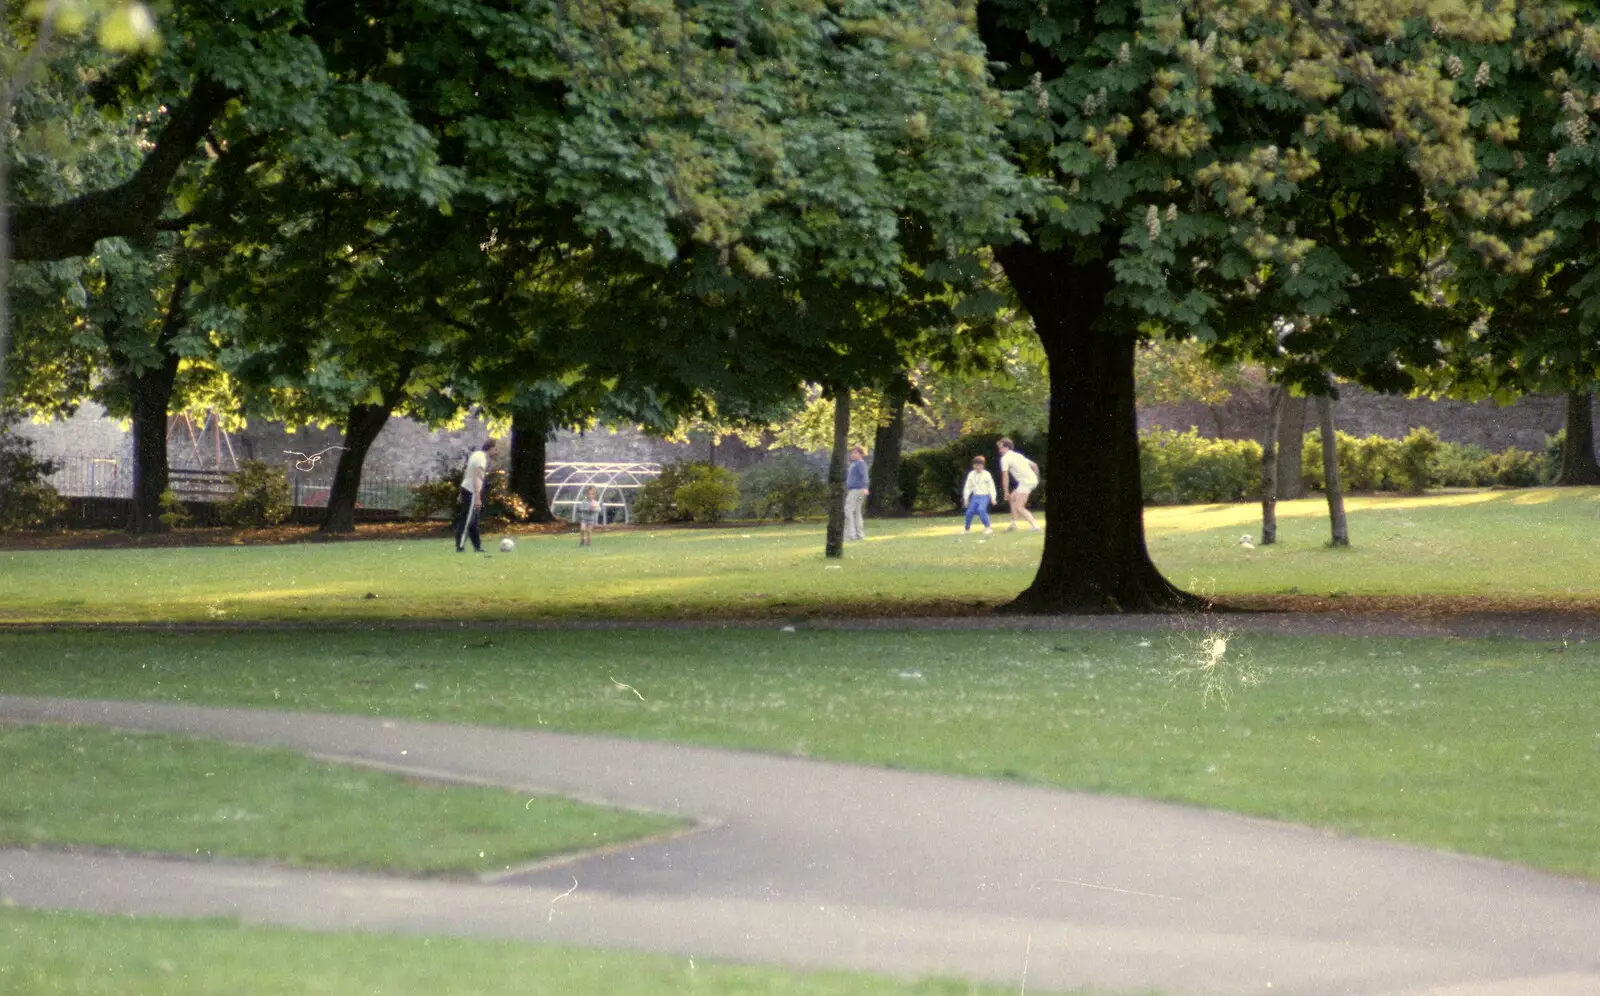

[0,121,13,410]
[509,411,554,521]
[1555,385,1600,485]
[320,362,414,534]
[996,244,1203,613]
[1316,393,1349,547]
[1276,394,1307,500]
[866,387,907,516]
[115,276,190,534]
[1260,384,1286,546]
[319,403,391,534]
[125,357,180,533]
[824,386,850,558]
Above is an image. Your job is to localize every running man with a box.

[996,437,1042,532]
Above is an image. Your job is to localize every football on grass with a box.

[499,537,515,553]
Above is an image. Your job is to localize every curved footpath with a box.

[2,694,1598,996]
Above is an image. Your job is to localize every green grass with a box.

[4,627,1599,879]
[4,488,1599,622]
[1147,487,1600,599]
[0,724,681,874]
[0,909,1096,996]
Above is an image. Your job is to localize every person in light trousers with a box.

[454,439,496,552]
[843,445,869,541]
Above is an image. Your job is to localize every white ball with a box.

[499,537,516,553]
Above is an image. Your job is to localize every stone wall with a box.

[1140,384,1574,452]
[23,383,1571,498]
[9,404,803,495]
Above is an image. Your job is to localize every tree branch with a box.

[11,76,236,261]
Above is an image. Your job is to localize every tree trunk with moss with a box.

[1555,386,1600,485]
[1316,393,1349,547]
[825,386,850,558]
[997,243,1204,613]
[866,386,907,516]
[510,411,554,521]
[1260,384,1286,545]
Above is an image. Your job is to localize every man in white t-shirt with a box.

[454,439,497,552]
[996,437,1042,533]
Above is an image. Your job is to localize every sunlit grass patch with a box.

[3,488,1600,621]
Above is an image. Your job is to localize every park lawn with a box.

[2,488,1600,623]
[0,724,681,875]
[3,627,1598,880]
[1147,487,1600,599]
[0,909,1094,996]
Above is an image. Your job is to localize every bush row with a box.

[1299,427,1546,492]
[1139,425,1553,506]
[2,424,1571,534]
[632,455,828,524]
[624,424,1564,523]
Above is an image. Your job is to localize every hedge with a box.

[1303,429,1549,492]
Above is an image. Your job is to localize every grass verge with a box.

[0,724,681,875]
[0,909,1095,996]
[3,626,1598,879]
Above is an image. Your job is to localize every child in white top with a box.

[962,455,996,535]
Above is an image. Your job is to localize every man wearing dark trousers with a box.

[454,439,496,552]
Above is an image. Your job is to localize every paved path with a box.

[3,694,1598,996]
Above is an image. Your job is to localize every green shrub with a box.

[408,478,459,520]
[157,489,193,529]
[409,457,525,522]
[1303,430,1409,492]
[1139,427,1261,505]
[1543,429,1565,484]
[739,454,827,521]
[674,466,741,523]
[217,460,291,527]
[1396,427,1440,493]
[1347,433,1402,490]
[1305,429,1542,492]
[0,430,64,531]
[1487,447,1542,486]
[1429,441,1495,487]
[900,432,1047,514]
[634,461,723,524]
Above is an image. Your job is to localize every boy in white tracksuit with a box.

[962,455,997,534]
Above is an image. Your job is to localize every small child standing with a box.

[962,456,996,535]
[575,487,602,546]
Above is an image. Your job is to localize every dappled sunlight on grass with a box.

[210,585,351,604]
[1509,488,1577,506]
[6,490,1600,619]
[1148,487,1600,598]
[1146,490,1515,537]
[1341,490,1510,511]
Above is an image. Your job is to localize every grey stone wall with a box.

[7,406,810,496]
[10,403,133,463]
[26,383,1567,498]
[1140,384,1572,452]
